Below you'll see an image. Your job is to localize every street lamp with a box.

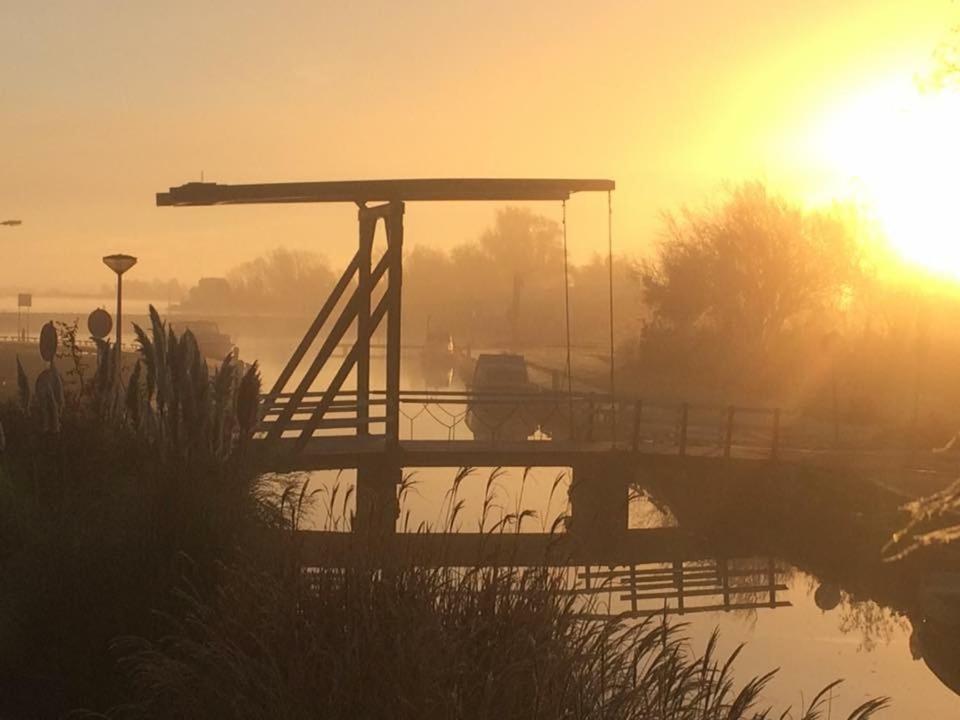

[102,254,137,357]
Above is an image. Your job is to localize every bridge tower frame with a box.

[157,178,615,456]
[259,200,405,451]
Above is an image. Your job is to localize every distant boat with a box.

[465,353,540,441]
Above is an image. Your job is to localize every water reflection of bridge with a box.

[297,529,790,619]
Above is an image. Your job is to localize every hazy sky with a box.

[1,1,954,293]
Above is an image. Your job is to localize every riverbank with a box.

[640,459,958,625]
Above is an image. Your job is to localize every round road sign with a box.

[88,308,113,339]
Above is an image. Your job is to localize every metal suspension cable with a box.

[607,190,616,441]
[561,199,575,438]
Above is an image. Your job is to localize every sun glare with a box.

[813,75,960,279]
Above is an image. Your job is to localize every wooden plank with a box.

[157,178,616,206]
[261,416,388,431]
[574,566,787,583]
[385,202,404,448]
[576,601,792,621]
[261,399,389,414]
[356,211,375,436]
[619,584,789,602]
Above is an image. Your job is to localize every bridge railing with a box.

[260,389,791,458]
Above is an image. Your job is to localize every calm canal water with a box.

[233,331,960,717]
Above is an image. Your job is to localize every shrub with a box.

[0,308,265,717]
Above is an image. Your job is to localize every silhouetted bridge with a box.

[158,176,952,576]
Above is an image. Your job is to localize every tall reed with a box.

[111,472,888,720]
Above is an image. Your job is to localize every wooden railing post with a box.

[767,556,777,607]
[770,408,781,460]
[720,557,730,608]
[678,403,689,456]
[587,394,596,441]
[631,399,642,451]
[356,211,374,437]
[724,406,735,459]
[674,558,685,614]
[384,202,405,449]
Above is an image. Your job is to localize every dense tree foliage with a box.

[629,183,868,404]
[404,207,639,349]
[641,182,861,352]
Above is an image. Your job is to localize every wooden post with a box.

[631,399,642,451]
[678,403,689,456]
[674,559,685,614]
[767,556,777,607]
[355,457,400,538]
[720,557,730,608]
[356,212,374,436]
[567,460,629,547]
[770,408,781,461]
[587,394,596,441]
[384,202,405,449]
[724,406,735,459]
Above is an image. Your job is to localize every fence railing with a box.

[0,335,139,352]
[260,389,797,459]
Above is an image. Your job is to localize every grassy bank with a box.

[640,463,959,621]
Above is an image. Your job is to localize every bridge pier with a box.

[354,456,401,537]
[567,459,631,550]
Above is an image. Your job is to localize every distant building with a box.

[179,277,233,314]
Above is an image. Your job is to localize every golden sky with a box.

[0,1,955,292]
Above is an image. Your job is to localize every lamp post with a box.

[102,254,137,360]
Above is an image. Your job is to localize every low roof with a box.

[156,178,615,206]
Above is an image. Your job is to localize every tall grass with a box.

[112,551,887,720]
[0,308,266,717]
[0,310,889,718]
[110,473,887,720]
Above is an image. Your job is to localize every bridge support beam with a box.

[354,456,401,538]
[567,459,630,550]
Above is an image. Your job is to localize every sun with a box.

[812,75,960,278]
